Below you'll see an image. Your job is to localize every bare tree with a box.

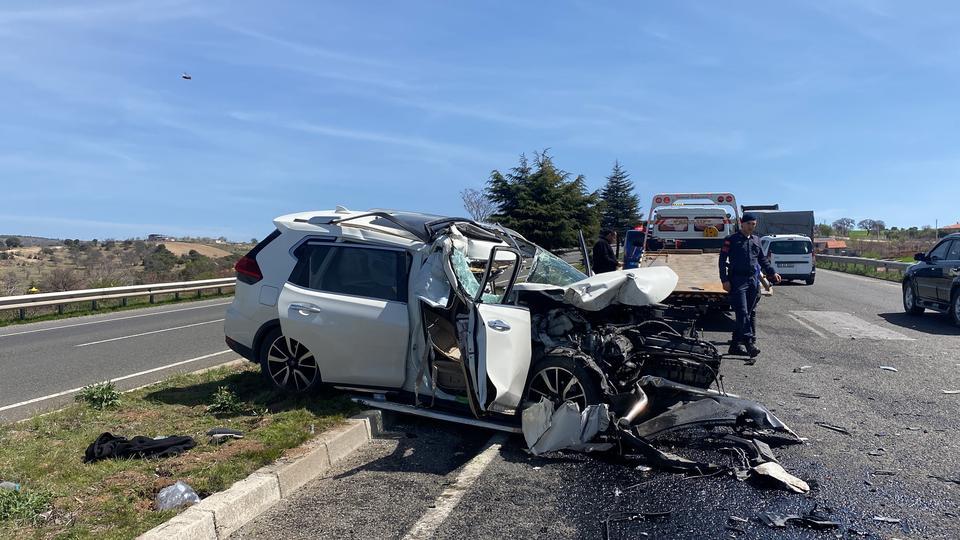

[41,268,84,292]
[460,188,496,222]
[832,217,855,236]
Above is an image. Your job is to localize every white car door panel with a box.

[279,284,408,387]
[472,303,532,413]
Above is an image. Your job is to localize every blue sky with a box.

[2,0,959,240]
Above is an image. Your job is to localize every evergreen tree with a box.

[599,161,641,237]
[486,151,599,250]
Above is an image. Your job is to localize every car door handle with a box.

[487,319,511,332]
[290,303,323,314]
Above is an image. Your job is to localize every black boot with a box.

[728,342,748,356]
[746,343,761,358]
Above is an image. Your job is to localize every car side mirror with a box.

[914,253,926,262]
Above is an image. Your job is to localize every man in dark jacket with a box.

[719,213,781,357]
[593,229,620,273]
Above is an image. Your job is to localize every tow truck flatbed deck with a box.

[641,250,772,299]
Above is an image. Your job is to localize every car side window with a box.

[945,240,960,261]
[929,240,951,261]
[289,244,408,302]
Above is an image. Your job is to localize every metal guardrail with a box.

[817,254,913,275]
[0,278,236,320]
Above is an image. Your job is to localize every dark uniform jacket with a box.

[592,240,618,273]
[719,232,775,282]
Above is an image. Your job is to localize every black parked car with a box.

[902,233,960,326]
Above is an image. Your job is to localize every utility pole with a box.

[936,219,939,241]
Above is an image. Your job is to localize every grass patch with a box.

[0,291,234,328]
[0,364,358,539]
[75,383,121,411]
[817,260,903,282]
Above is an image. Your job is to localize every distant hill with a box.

[0,235,62,247]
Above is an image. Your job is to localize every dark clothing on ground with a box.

[592,239,618,273]
[719,232,775,345]
[83,432,196,463]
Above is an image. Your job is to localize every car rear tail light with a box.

[235,256,263,284]
[717,196,724,203]
[664,196,671,203]
[725,195,733,202]
[655,197,663,204]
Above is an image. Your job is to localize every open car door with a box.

[448,243,532,416]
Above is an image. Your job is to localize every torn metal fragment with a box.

[751,462,810,493]
[873,516,901,524]
[815,422,852,436]
[879,366,898,372]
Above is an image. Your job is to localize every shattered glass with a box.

[527,248,587,287]
[450,248,500,303]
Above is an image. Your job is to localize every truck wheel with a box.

[524,356,602,411]
[902,280,924,316]
[805,276,815,285]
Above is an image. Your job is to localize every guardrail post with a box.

[57,304,64,315]
[91,300,98,311]
[217,287,222,295]
[19,308,25,320]
[121,298,127,307]
[149,294,155,304]
[196,290,202,299]
[174,292,180,301]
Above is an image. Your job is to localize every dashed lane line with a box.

[74,319,224,347]
[401,433,507,540]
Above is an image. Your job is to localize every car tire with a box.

[524,355,602,411]
[258,327,322,393]
[952,288,960,327]
[902,280,924,316]
[805,276,815,286]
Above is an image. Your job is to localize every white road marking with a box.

[0,301,231,338]
[817,269,901,288]
[75,319,224,347]
[0,349,233,413]
[792,311,913,341]
[787,313,827,338]
[402,433,507,540]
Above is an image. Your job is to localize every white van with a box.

[760,235,815,285]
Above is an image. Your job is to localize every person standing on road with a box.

[593,229,620,274]
[719,213,781,357]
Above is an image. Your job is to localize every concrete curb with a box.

[138,410,383,540]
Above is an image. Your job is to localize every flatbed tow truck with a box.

[636,192,770,313]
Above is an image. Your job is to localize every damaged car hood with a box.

[560,267,679,311]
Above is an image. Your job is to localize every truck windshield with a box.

[527,248,587,287]
[769,241,812,255]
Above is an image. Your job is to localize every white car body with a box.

[224,209,680,424]
[760,234,816,284]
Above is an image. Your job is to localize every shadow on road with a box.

[878,312,960,336]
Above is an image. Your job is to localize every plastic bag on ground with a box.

[155,480,201,510]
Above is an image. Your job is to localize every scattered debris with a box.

[943,390,960,395]
[602,510,671,539]
[758,507,840,529]
[726,515,748,532]
[873,516,901,524]
[879,366,898,372]
[793,365,812,373]
[207,427,244,444]
[866,448,886,457]
[0,481,20,491]
[521,399,612,455]
[928,475,960,485]
[815,422,852,436]
[872,470,898,476]
[794,392,821,399]
[155,481,200,510]
[83,432,196,463]
[751,462,810,493]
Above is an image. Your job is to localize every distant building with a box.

[814,238,847,255]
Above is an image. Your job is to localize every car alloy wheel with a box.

[953,291,960,326]
[526,366,588,410]
[903,281,923,315]
[265,335,319,392]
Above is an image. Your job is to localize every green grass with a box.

[75,383,122,411]
[0,364,358,540]
[0,290,233,328]
[817,260,903,283]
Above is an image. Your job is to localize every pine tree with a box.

[599,161,641,237]
[486,151,599,250]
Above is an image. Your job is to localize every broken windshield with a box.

[526,248,587,287]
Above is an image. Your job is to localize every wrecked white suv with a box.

[225,209,792,448]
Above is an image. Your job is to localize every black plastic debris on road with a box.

[794,392,822,399]
[814,421,852,436]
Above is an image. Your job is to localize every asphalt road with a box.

[235,269,960,540]
[0,298,237,422]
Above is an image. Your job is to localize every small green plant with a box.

[75,381,121,410]
[0,488,53,525]
[206,386,248,416]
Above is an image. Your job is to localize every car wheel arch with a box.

[252,319,282,359]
